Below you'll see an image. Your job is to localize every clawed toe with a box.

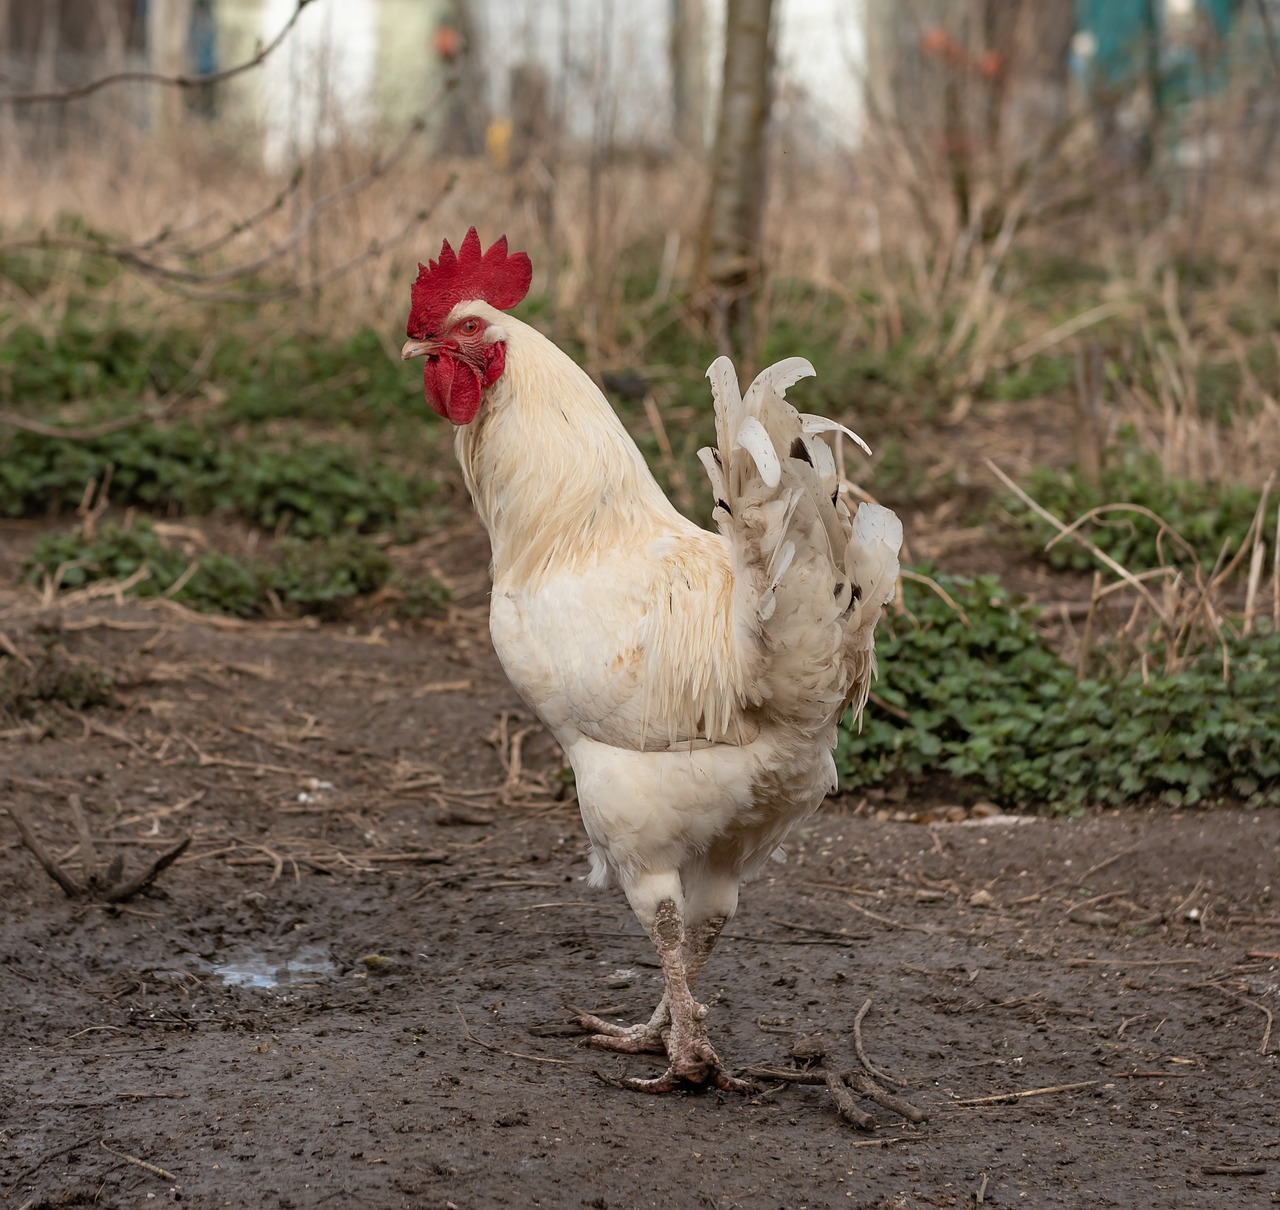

[566,1004,669,1054]
[584,1030,668,1054]
[621,1060,755,1095]
[617,1036,754,1095]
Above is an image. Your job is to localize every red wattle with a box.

[424,356,483,425]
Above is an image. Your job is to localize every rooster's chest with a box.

[487,572,646,742]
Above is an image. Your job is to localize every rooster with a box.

[402,229,902,1092]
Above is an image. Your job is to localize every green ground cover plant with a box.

[0,424,432,538]
[1004,451,1265,574]
[22,519,447,620]
[838,572,1280,810]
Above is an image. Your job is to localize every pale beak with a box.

[401,338,439,361]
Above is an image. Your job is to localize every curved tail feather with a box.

[700,355,901,744]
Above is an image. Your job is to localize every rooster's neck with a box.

[453,316,685,586]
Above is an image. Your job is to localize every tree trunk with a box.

[699,0,775,367]
[992,0,1075,180]
[147,0,191,146]
[669,0,708,151]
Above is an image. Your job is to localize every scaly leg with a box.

[570,913,729,1054]
[621,899,751,1094]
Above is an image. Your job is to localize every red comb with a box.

[406,228,532,338]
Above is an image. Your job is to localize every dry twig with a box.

[4,801,190,902]
[853,998,899,1087]
[952,1080,1099,1106]
[99,1140,176,1182]
[455,1005,569,1066]
[4,804,81,897]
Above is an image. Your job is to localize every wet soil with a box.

[1,548,1277,1210]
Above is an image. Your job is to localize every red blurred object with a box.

[433,24,462,61]
[919,25,1002,78]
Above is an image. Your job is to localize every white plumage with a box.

[413,296,901,1092]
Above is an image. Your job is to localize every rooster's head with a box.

[401,228,532,425]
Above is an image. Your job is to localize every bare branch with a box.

[5,804,83,897]
[1,0,317,106]
[153,191,454,306]
[0,117,442,301]
[104,836,192,903]
[0,411,152,440]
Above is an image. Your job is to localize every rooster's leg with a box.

[571,911,727,1053]
[683,912,728,987]
[621,898,751,1094]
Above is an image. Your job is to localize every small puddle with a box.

[212,944,337,989]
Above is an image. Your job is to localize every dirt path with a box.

[2,587,1277,1209]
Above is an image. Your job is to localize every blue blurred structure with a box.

[1071,0,1280,168]
[1074,0,1272,106]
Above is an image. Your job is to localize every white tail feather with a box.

[800,414,873,456]
[735,416,781,487]
[742,357,816,417]
[849,503,903,606]
[699,355,902,742]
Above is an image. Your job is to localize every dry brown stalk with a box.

[989,461,1168,620]
[642,392,695,515]
[989,460,1275,682]
[98,1140,177,1181]
[898,570,972,627]
[1273,503,1280,630]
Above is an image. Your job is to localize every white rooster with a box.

[402,229,902,1092]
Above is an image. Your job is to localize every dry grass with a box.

[994,460,1278,680]
[3,21,1280,498]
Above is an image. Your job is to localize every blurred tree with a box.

[148,0,193,143]
[699,0,775,366]
[670,0,709,150]
[866,0,1076,238]
[433,0,485,156]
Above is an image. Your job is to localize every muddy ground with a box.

[1,527,1277,1210]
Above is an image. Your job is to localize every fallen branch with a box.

[103,836,192,903]
[743,1040,926,1131]
[4,804,81,897]
[824,1069,877,1129]
[952,1080,1099,1106]
[99,1140,176,1182]
[4,801,191,903]
[843,1068,929,1123]
[853,998,899,1087]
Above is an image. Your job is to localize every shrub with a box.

[839,572,1280,809]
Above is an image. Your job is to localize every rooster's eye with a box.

[459,319,480,335]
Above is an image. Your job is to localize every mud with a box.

[1,572,1277,1209]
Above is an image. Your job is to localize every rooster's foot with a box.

[566,1003,668,1054]
[621,1033,754,1094]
